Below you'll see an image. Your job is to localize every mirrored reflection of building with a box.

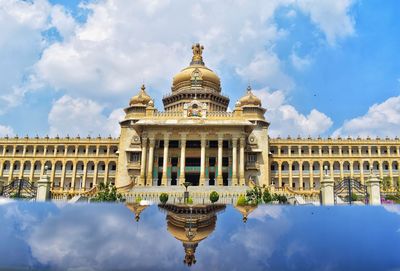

[126,203,150,222]
[234,204,258,223]
[159,204,226,266]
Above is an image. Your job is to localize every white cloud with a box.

[34,0,296,100]
[48,95,124,137]
[236,51,294,90]
[333,96,400,137]
[290,51,311,71]
[0,0,51,113]
[0,124,15,137]
[297,0,356,46]
[254,88,333,137]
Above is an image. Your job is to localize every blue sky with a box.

[0,0,399,138]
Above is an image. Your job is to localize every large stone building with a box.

[0,44,399,194]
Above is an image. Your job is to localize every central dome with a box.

[171,43,221,92]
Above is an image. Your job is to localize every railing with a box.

[207,111,233,118]
[154,111,182,117]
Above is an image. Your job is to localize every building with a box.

[0,43,399,194]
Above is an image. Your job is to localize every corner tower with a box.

[162,43,230,112]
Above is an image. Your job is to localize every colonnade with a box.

[138,133,247,186]
[271,159,400,189]
[0,159,117,191]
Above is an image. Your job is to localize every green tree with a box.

[246,186,262,205]
[262,189,273,204]
[209,191,219,203]
[91,182,124,202]
[159,193,169,204]
[237,195,247,206]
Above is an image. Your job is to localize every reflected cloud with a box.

[26,204,181,270]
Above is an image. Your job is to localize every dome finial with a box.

[247,84,252,93]
[191,43,204,65]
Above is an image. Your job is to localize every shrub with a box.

[91,182,124,202]
[187,197,193,204]
[210,191,219,203]
[135,196,142,203]
[273,194,288,204]
[159,193,169,204]
[237,195,247,206]
[246,186,262,205]
[262,189,273,204]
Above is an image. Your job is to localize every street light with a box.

[183,182,191,204]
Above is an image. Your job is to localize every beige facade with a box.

[1,44,399,194]
[269,138,400,190]
[0,136,118,191]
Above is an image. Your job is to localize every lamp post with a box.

[183,182,191,204]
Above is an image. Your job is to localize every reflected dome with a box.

[159,203,226,266]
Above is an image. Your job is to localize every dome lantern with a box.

[129,84,153,106]
[237,85,262,107]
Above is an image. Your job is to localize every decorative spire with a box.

[190,43,205,65]
[246,85,252,93]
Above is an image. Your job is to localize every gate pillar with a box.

[320,166,335,205]
[366,174,381,205]
[37,168,51,202]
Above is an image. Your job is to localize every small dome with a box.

[129,84,153,106]
[172,43,221,92]
[238,86,261,107]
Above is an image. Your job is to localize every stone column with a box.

[389,161,394,187]
[231,137,238,185]
[104,163,109,184]
[339,161,344,179]
[179,135,186,185]
[239,137,245,186]
[19,161,24,179]
[139,137,147,186]
[350,162,354,178]
[82,162,88,191]
[309,160,314,189]
[60,161,66,190]
[200,133,207,186]
[161,135,169,186]
[299,161,303,190]
[0,178,4,195]
[320,166,335,205]
[217,136,224,186]
[288,161,293,188]
[366,173,381,205]
[93,162,98,188]
[147,138,155,186]
[71,162,77,190]
[28,165,35,182]
[278,162,282,188]
[360,160,364,184]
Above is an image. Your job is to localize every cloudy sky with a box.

[0,0,399,138]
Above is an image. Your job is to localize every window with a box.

[130,152,140,162]
[171,157,178,167]
[247,154,257,163]
[222,157,229,167]
[209,157,216,167]
[209,141,218,148]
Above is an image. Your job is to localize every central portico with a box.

[116,44,270,189]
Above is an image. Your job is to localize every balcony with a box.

[245,162,259,170]
[127,162,141,170]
